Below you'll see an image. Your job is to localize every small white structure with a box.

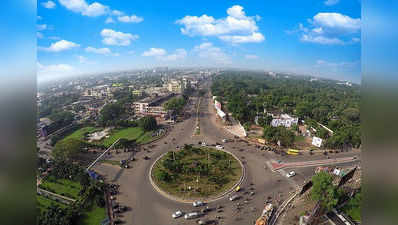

[271,114,298,128]
[333,168,342,176]
[312,136,323,147]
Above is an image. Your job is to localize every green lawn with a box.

[152,147,242,199]
[37,195,67,213]
[79,203,107,225]
[101,127,153,147]
[294,135,305,142]
[63,127,101,141]
[40,177,82,199]
[102,160,120,166]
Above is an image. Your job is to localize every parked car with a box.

[184,212,200,219]
[193,201,204,207]
[216,145,224,150]
[229,194,240,201]
[222,139,228,143]
[201,142,206,147]
[201,206,211,213]
[172,210,184,218]
[286,171,296,178]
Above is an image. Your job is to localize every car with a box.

[201,142,206,147]
[222,139,228,143]
[286,171,296,178]
[193,201,204,207]
[216,145,224,150]
[229,194,240,201]
[201,206,211,213]
[197,219,209,224]
[172,210,184,218]
[143,156,150,160]
[184,212,200,219]
[249,191,255,196]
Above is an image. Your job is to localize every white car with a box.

[229,194,239,201]
[184,212,200,219]
[193,201,204,207]
[286,171,296,178]
[222,139,228,143]
[201,142,206,147]
[216,145,224,150]
[172,210,183,218]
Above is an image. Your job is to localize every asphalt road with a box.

[93,84,361,225]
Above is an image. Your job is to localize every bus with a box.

[287,149,299,155]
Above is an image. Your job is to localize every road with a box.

[93,82,361,225]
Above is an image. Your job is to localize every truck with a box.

[255,203,274,225]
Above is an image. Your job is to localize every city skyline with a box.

[37,0,361,83]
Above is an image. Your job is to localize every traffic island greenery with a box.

[151,145,242,199]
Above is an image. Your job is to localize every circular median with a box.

[149,145,244,203]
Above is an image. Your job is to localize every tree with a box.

[52,138,83,161]
[98,103,124,126]
[311,171,343,211]
[139,116,157,131]
[258,115,273,127]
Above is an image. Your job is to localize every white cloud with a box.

[112,10,123,16]
[142,48,187,61]
[37,24,47,31]
[42,1,56,9]
[294,12,360,45]
[59,0,108,17]
[219,32,264,44]
[85,46,118,56]
[142,48,166,57]
[245,54,258,59]
[105,17,115,24]
[100,29,138,46]
[312,13,361,34]
[78,55,88,63]
[118,15,144,23]
[39,40,80,52]
[324,0,339,6]
[176,5,264,44]
[37,32,44,39]
[193,42,231,64]
[83,2,108,16]
[301,34,344,45]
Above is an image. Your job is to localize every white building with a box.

[312,136,323,147]
[271,114,298,128]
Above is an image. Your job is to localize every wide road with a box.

[93,82,360,225]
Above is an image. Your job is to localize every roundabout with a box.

[149,144,245,203]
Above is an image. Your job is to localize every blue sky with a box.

[37,0,361,83]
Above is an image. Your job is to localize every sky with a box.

[37,0,361,83]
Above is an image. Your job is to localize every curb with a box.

[148,147,246,204]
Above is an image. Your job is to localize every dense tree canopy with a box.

[98,102,125,126]
[311,171,343,211]
[164,96,187,114]
[211,71,361,149]
[52,138,84,161]
[139,116,157,131]
[263,125,295,147]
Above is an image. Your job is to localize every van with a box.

[184,212,200,219]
